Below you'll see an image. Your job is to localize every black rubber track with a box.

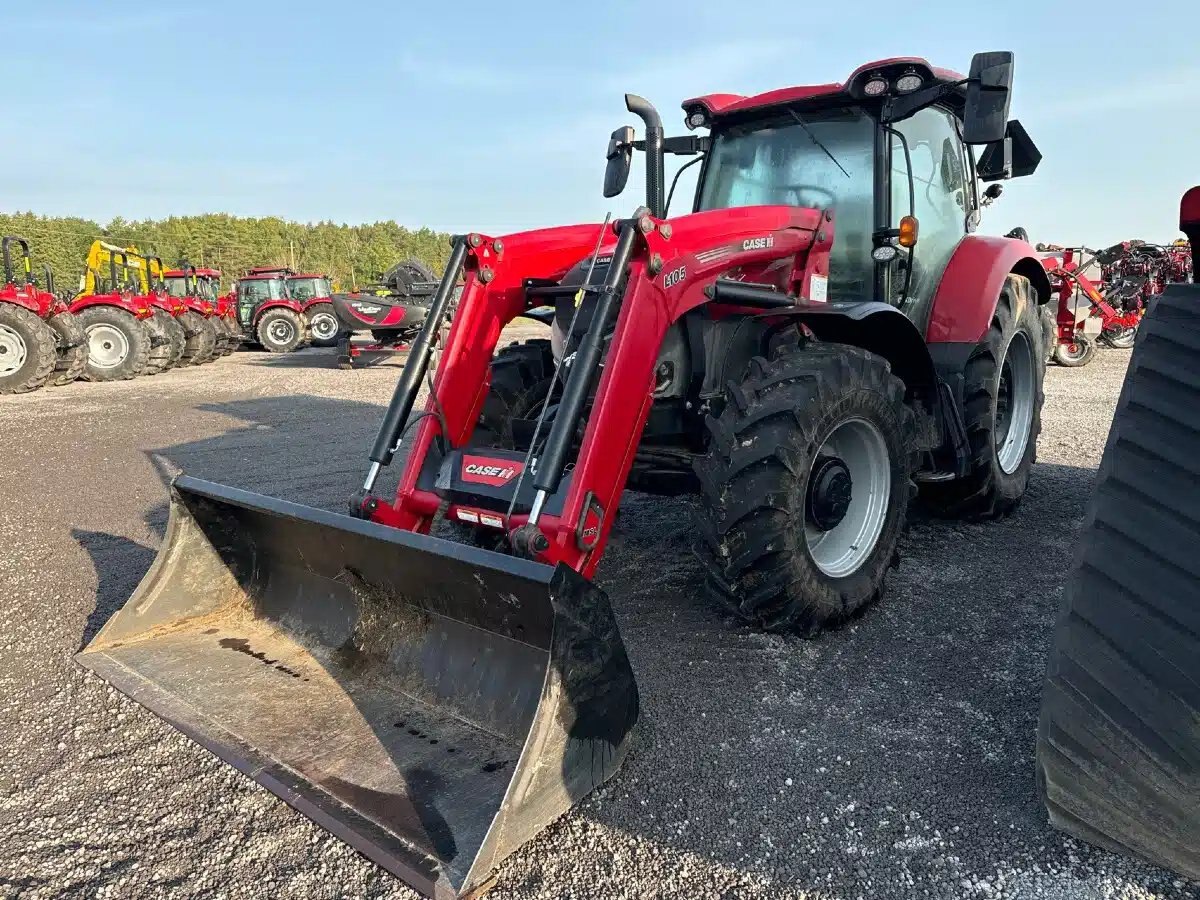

[693,341,920,634]
[921,274,1046,519]
[1036,283,1200,881]
[46,310,87,386]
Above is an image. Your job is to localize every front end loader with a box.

[80,52,1049,897]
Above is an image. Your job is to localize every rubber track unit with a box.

[1036,283,1200,881]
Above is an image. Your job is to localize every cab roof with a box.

[163,268,221,278]
[682,57,965,121]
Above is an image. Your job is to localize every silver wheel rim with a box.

[996,331,1035,474]
[86,323,129,369]
[267,319,294,344]
[0,323,28,376]
[310,312,338,340]
[804,418,891,578]
[1108,326,1136,349]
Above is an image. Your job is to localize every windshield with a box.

[698,106,877,302]
[196,277,218,301]
[238,278,285,302]
[163,276,191,298]
[287,276,330,301]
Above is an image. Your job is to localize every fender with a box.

[926,236,1053,343]
[68,294,153,319]
[0,288,44,315]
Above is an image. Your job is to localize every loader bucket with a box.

[76,476,639,898]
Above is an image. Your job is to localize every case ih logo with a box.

[461,455,524,487]
[742,236,775,251]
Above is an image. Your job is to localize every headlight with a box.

[685,108,709,131]
[872,245,898,263]
[862,77,889,97]
[895,73,923,93]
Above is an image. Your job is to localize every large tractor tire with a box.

[159,314,187,369]
[0,304,56,394]
[256,308,303,354]
[217,317,240,355]
[179,311,216,366]
[694,341,919,634]
[921,275,1045,520]
[476,339,555,447]
[1037,282,1200,880]
[1052,333,1097,367]
[76,306,151,382]
[139,314,174,375]
[306,302,341,347]
[46,310,87,386]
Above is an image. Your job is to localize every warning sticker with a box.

[809,274,828,303]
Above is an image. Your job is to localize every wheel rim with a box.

[1107,326,1136,348]
[86,323,129,369]
[996,331,1035,474]
[1059,339,1086,362]
[310,312,338,340]
[803,418,891,578]
[268,319,294,344]
[0,323,28,376]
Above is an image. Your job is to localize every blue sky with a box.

[3,1,1195,245]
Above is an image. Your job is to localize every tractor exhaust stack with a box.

[76,476,638,898]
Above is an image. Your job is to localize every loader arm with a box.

[380,205,827,578]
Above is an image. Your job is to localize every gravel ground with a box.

[0,340,1195,900]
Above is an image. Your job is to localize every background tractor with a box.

[284,271,340,347]
[81,52,1052,898]
[161,265,232,361]
[229,267,309,353]
[0,236,85,393]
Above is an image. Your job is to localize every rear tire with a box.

[0,304,56,394]
[1053,333,1097,367]
[694,342,919,634]
[160,314,187,368]
[307,302,341,347]
[47,310,87,386]
[140,314,174,375]
[256,308,303,353]
[77,306,150,382]
[179,311,216,365]
[921,274,1045,519]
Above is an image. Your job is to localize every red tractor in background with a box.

[82,52,1055,899]
[70,248,169,381]
[230,267,309,353]
[0,236,86,393]
[284,271,340,347]
[162,265,233,361]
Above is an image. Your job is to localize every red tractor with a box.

[69,249,169,381]
[161,265,232,361]
[0,236,86,393]
[83,53,1052,898]
[231,267,309,353]
[284,271,340,347]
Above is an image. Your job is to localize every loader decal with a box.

[462,455,525,486]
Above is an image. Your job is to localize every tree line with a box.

[0,211,453,293]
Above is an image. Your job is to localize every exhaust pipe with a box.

[625,94,664,217]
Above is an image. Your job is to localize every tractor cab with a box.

[234,272,290,327]
[285,273,331,302]
[606,53,1041,332]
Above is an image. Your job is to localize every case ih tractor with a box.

[161,265,231,361]
[230,267,309,352]
[81,53,1050,898]
[0,236,86,393]
[284,271,340,347]
[71,247,170,381]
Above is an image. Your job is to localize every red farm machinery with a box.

[226,266,309,353]
[0,236,86,393]
[80,53,1053,897]
[161,265,237,361]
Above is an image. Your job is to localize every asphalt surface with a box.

[0,339,1195,900]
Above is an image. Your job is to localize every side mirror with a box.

[977,137,1012,181]
[603,126,635,198]
[963,51,1013,145]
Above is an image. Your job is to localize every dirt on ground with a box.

[0,337,1194,899]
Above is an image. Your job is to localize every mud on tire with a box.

[139,314,174,375]
[159,314,187,368]
[76,305,151,382]
[0,304,57,394]
[694,341,920,634]
[47,310,87,386]
[179,311,216,365]
[922,274,1046,519]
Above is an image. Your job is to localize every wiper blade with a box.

[786,109,850,179]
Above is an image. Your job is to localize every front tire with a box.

[307,302,341,347]
[179,311,216,365]
[1052,333,1097,367]
[160,314,187,368]
[694,342,919,634]
[477,339,554,446]
[47,310,87,386]
[0,304,56,394]
[139,314,174,375]
[921,274,1046,519]
[76,306,151,382]
[256,308,303,353]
